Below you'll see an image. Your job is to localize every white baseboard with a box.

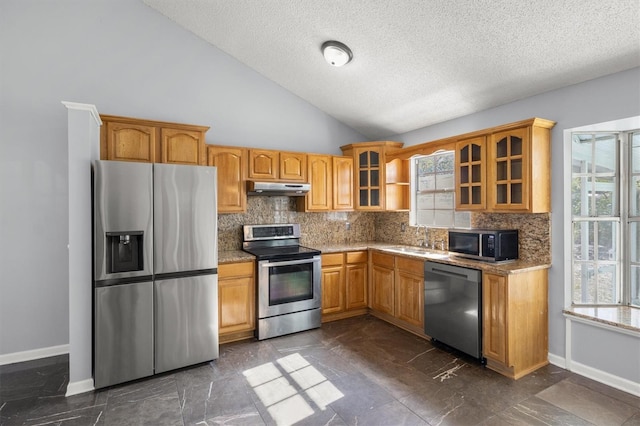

[547,352,639,397]
[569,360,640,397]
[66,379,95,397]
[0,344,69,366]
[547,352,566,369]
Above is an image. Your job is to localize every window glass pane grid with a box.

[411,151,468,228]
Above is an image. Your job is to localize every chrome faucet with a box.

[416,225,430,248]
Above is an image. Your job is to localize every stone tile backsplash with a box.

[217,196,374,251]
[218,197,551,263]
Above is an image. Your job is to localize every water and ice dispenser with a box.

[105,231,144,273]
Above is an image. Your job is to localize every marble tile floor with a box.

[1,315,639,426]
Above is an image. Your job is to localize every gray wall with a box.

[392,67,640,383]
[0,0,364,357]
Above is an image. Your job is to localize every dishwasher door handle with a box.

[425,261,482,282]
[430,267,469,279]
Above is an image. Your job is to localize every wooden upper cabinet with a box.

[248,149,278,179]
[302,154,332,211]
[333,156,354,211]
[341,141,403,211]
[486,119,553,212]
[100,115,209,165]
[385,158,410,211]
[103,121,157,163]
[456,136,487,210]
[161,127,206,166]
[207,145,247,213]
[248,149,307,181]
[280,151,307,181]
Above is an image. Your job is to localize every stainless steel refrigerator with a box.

[92,160,218,389]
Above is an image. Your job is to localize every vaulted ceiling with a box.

[143,0,640,139]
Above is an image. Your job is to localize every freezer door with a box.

[94,282,154,388]
[94,161,153,281]
[153,164,217,274]
[154,275,219,373]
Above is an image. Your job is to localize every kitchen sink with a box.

[382,246,449,260]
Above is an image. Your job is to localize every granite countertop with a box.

[220,241,550,274]
[219,249,254,264]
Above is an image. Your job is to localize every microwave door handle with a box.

[261,258,319,268]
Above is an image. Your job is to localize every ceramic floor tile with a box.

[537,379,639,426]
[102,392,183,426]
[349,399,428,426]
[3,315,640,426]
[483,395,595,426]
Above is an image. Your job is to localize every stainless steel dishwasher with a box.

[424,261,482,359]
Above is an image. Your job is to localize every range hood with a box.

[247,181,310,196]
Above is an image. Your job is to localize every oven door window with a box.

[269,263,313,305]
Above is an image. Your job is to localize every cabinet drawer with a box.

[322,253,344,266]
[346,251,367,264]
[219,261,254,278]
[372,251,394,268]
[396,257,424,276]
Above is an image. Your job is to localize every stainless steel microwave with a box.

[448,229,518,262]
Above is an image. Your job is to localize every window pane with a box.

[571,176,617,217]
[572,134,594,173]
[436,153,453,172]
[631,222,640,263]
[594,135,617,172]
[630,132,640,173]
[594,176,617,216]
[573,221,594,260]
[631,265,640,308]
[630,176,640,217]
[597,221,616,261]
[571,176,589,216]
[596,265,617,303]
[573,262,596,304]
[571,133,617,173]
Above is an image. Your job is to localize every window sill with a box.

[563,306,640,336]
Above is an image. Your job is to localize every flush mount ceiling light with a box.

[321,40,353,67]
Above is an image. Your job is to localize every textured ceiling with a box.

[143,0,640,139]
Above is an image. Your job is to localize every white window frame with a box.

[564,116,640,309]
[409,150,471,229]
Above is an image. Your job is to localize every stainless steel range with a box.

[242,224,321,340]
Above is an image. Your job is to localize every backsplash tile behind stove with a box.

[217,197,375,251]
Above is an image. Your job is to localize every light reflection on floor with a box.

[243,353,344,425]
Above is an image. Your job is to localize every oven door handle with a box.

[260,258,319,268]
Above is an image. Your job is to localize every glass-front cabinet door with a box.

[356,149,382,209]
[488,128,531,211]
[456,136,486,210]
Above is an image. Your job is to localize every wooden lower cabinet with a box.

[395,257,424,328]
[370,251,425,334]
[320,251,368,321]
[321,253,344,315]
[370,252,395,315]
[482,270,549,379]
[218,261,255,343]
[345,251,368,310]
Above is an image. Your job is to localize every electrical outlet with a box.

[345,222,351,230]
[401,223,406,232]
